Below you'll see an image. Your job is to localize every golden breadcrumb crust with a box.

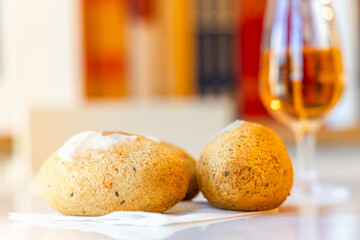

[38,132,189,216]
[197,122,293,211]
[161,141,199,200]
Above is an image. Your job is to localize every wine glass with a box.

[258,0,349,202]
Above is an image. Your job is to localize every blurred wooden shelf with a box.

[1,100,359,160]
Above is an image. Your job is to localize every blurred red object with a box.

[236,0,268,116]
[127,0,155,21]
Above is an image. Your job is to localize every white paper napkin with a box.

[9,201,276,239]
[9,201,269,226]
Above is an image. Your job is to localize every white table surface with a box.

[1,144,360,240]
[1,191,360,240]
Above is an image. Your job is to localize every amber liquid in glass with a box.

[259,47,343,126]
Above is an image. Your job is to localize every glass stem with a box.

[294,130,318,189]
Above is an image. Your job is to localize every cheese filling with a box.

[57,131,137,161]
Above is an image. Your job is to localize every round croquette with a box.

[197,121,293,211]
[38,131,189,216]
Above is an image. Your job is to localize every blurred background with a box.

[0,0,359,192]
